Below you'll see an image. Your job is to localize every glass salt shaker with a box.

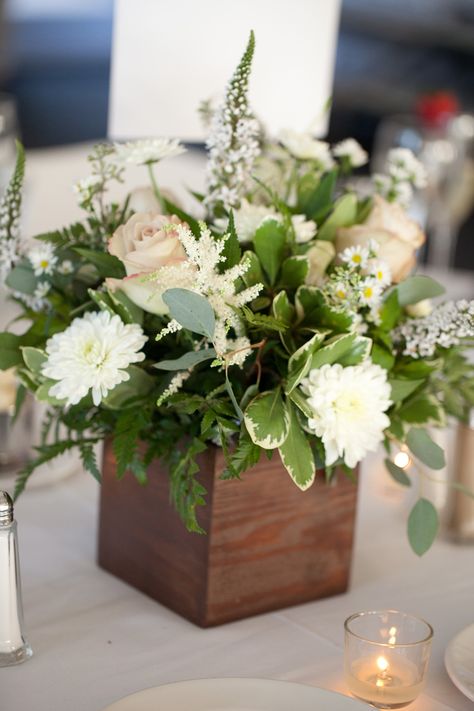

[0,491,32,666]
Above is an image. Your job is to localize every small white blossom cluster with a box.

[332,138,368,168]
[214,199,317,244]
[280,129,334,171]
[42,310,147,406]
[0,146,25,281]
[323,241,392,329]
[74,143,124,211]
[373,148,427,208]
[155,222,263,365]
[205,33,261,213]
[14,282,51,312]
[393,300,474,358]
[113,138,186,166]
[157,371,192,407]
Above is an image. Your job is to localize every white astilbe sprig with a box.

[157,371,192,406]
[204,31,261,214]
[393,300,474,358]
[155,222,263,365]
[0,142,26,281]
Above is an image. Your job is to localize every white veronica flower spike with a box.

[42,311,147,406]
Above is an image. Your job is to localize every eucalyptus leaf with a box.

[384,458,411,487]
[244,389,289,449]
[279,402,315,490]
[154,348,216,371]
[406,428,445,470]
[5,263,38,295]
[408,498,438,556]
[397,275,445,306]
[163,288,215,339]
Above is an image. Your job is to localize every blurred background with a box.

[0,0,473,269]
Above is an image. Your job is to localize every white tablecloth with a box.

[1,144,474,711]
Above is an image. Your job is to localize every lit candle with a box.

[344,611,433,709]
[345,653,425,708]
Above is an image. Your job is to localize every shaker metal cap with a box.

[0,491,14,525]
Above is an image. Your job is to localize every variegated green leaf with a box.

[244,388,289,449]
[279,402,315,490]
[286,331,328,394]
[272,290,295,325]
[310,333,371,369]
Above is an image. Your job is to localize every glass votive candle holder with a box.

[344,610,433,709]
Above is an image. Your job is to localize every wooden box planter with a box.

[98,439,359,627]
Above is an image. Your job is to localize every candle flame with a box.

[377,656,389,673]
[388,625,397,645]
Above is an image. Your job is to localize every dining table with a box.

[1,143,473,711]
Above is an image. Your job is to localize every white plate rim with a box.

[101,677,371,711]
[445,623,474,702]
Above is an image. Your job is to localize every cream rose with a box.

[305,240,336,286]
[335,195,425,283]
[107,212,188,315]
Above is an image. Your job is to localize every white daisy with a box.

[368,260,391,287]
[332,138,368,167]
[280,129,334,169]
[42,311,147,406]
[340,245,370,269]
[301,361,392,468]
[28,243,57,276]
[113,138,186,166]
[359,278,382,306]
[292,214,317,243]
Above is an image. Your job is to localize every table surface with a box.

[1,144,474,711]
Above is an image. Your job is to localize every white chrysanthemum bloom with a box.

[333,138,368,167]
[58,260,74,275]
[292,214,317,243]
[280,129,334,169]
[42,311,147,406]
[113,138,186,166]
[215,200,277,242]
[301,361,392,468]
[340,245,370,269]
[387,148,427,188]
[28,243,57,276]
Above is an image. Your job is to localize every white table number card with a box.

[108,0,341,142]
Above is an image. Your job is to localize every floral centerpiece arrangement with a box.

[0,33,473,555]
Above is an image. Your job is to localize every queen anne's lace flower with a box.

[301,362,392,468]
[393,300,474,358]
[42,311,147,406]
[114,138,186,166]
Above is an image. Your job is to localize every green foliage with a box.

[112,409,149,480]
[253,219,287,284]
[279,402,315,490]
[221,433,261,479]
[244,389,289,449]
[296,286,353,332]
[397,275,445,306]
[297,170,337,221]
[408,498,438,556]
[74,248,125,278]
[0,333,23,370]
[168,438,208,533]
[154,349,217,371]
[286,331,327,394]
[279,256,309,288]
[79,442,102,483]
[317,193,358,241]
[5,262,37,295]
[220,211,242,268]
[406,428,445,470]
[240,305,287,333]
[162,288,215,339]
[384,458,411,487]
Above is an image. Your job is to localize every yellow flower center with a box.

[351,254,362,264]
[336,289,346,299]
[363,286,374,299]
[376,270,383,281]
[40,259,49,269]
